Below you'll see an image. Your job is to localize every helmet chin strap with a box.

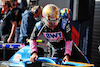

[48,25,57,29]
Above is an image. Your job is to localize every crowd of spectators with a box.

[0,0,42,45]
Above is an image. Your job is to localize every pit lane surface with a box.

[0,61,94,67]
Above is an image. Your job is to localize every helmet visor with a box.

[45,19,59,28]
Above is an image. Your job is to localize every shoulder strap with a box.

[2,10,11,21]
[36,21,41,31]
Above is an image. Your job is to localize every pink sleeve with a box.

[64,40,73,56]
[30,40,38,54]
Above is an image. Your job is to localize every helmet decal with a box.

[60,8,72,21]
[42,4,59,20]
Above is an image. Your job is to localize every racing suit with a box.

[30,18,73,58]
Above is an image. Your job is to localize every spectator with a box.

[0,6,4,21]
[0,4,4,41]
[0,0,5,41]
[7,0,23,43]
[18,5,43,45]
[20,0,27,13]
[0,0,17,43]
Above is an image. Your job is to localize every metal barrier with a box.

[0,43,24,60]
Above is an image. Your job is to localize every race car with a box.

[0,43,94,67]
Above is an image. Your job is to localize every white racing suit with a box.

[30,19,73,58]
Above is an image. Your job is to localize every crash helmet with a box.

[42,4,60,28]
[60,8,72,21]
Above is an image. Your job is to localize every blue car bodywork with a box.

[8,45,90,67]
